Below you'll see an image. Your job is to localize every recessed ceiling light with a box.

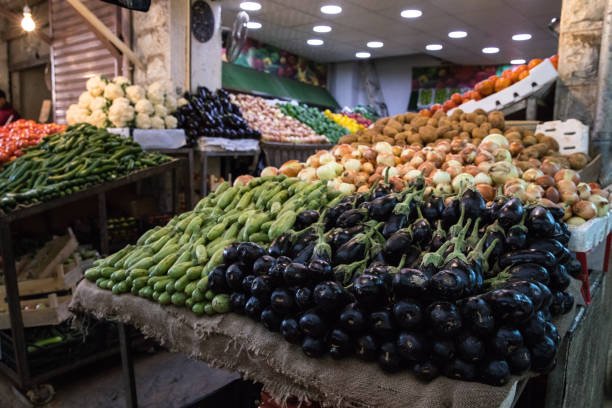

[240,2,261,11]
[246,21,262,29]
[321,5,342,14]
[313,25,332,33]
[448,31,467,38]
[512,33,532,41]
[356,52,371,58]
[401,9,422,18]
[307,38,324,46]
[511,59,526,65]
[367,41,384,48]
[482,47,499,54]
[426,44,443,51]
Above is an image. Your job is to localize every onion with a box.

[474,151,494,165]
[476,184,496,201]
[435,140,451,153]
[392,146,403,157]
[234,175,254,186]
[545,187,560,203]
[576,182,591,200]
[505,184,526,200]
[383,166,399,178]
[400,149,415,163]
[554,169,580,184]
[343,158,361,172]
[404,169,423,182]
[479,140,500,153]
[338,182,356,195]
[556,179,577,194]
[560,191,579,204]
[522,168,544,182]
[508,141,523,156]
[426,150,444,166]
[377,153,396,167]
[592,188,610,200]
[588,195,610,217]
[423,186,434,198]
[567,216,586,226]
[432,169,451,185]
[316,163,337,180]
[434,183,453,195]
[525,183,544,202]
[334,144,353,158]
[363,148,377,162]
[357,185,369,193]
[362,162,374,174]
[477,161,494,174]
[540,162,560,176]
[482,133,509,148]
[319,152,335,165]
[298,167,317,182]
[474,172,492,185]
[561,202,572,220]
[374,142,393,155]
[418,161,436,177]
[463,165,480,177]
[535,175,555,188]
[261,167,278,177]
[538,198,561,209]
[493,148,512,163]
[446,164,464,178]
[489,161,519,184]
[306,154,321,168]
[355,172,369,186]
[279,160,303,177]
[451,173,475,193]
[461,145,478,164]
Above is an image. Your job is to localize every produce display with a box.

[0,124,171,213]
[0,120,66,165]
[343,111,373,128]
[66,75,179,129]
[265,110,605,223]
[83,176,344,315]
[231,94,328,144]
[423,56,559,115]
[207,180,578,386]
[324,109,365,134]
[278,104,348,145]
[353,105,379,122]
[175,87,261,145]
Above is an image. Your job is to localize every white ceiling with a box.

[221,0,561,64]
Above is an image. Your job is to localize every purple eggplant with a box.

[564,257,582,280]
[413,360,440,381]
[444,359,476,381]
[485,289,534,325]
[397,331,430,362]
[328,329,352,359]
[308,259,333,283]
[427,301,463,337]
[208,265,229,294]
[337,208,365,228]
[283,262,309,287]
[461,297,495,335]
[295,210,319,230]
[431,269,467,300]
[368,194,398,221]
[393,268,430,299]
[431,339,456,363]
[302,337,325,358]
[411,218,432,246]
[369,309,396,340]
[352,274,387,309]
[506,263,550,285]
[489,326,523,357]
[295,287,314,310]
[237,242,264,266]
[378,342,403,372]
[260,307,282,332]
[270,289,295,315]
[250,276,273,301]
[527,206,556,236]
[222,242,241,265]
[354,335,378,361]
[507,346,531,374]
[499,249,555,270]
[545,321,560,345]
[549,264,571,291]
[422,196,444,223]
[528,239,570,262]
[504,280,544,310]
[506,225,527,250]
[483,196,508,224]
[339,303,367,333]
[393,299,423,330]
[267,233,291,257]
[520,311,547,345]
[281,318,303,344]
[479,360,511,386]
[229,292,247,313]
[225,263,247,291]
[530,335,557,373]
[498,198,524,230]
[382,214,407,239]
[460,189,486,220]
[456,333,485,363]
[536,282,553,310]
[244,296,264,320]
[313,281,345,312]
[441,199,461,229]
[299,312,327,338]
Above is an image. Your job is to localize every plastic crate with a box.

[536,119,589,155]
[260,142,333,168]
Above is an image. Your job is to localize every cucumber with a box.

[171,292,187,306]
[128,256,155,271]
[191,288,205,302]
[192,302,206,316]
[168,261,194,279]
[158,292,171,305]
[212,294,230,313]
[110,270,127,282]
[165,280,177,294]
[139,286,153,298]
[195,245,208,265]
[84,268,101,281]
[196,277,208,292]
[132,277,148,290]
[185,297,195,310]
[154,279,171,292]
[112,281,129,295]
[150,253,178,276]
[152,291,161,301]
[184,281,198,296]
[186,266,203,281]
[174,275,190,292]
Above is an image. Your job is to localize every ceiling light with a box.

[240,2,261,11]
[512,33,532,41]
[246,21,262,29]
[482,47,500,54]
[426,44,443,51]
[21,6,35,32]
[321,5,342,14]
[448,31,467,38]
[356,52,371,58]
[511,59,526,65]
[367,41,384,48]
[313,25,332,33]
[307,39,324,46]
[401,9,422,18]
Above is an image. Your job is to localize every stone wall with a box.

[0,42,8,96]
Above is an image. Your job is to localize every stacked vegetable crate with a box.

[261,142,332,169]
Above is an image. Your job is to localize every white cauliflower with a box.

[125,85,145,104]
[135,113,152,129]
[150,116,165,129]
[164,115,178,129]
[135,99,154,115]
[164,95,177,112]
[113,76,130,86]
[89,96,108,111]
[177,97,189,107]
[154,104,168,118]
[104,82,125,100]
[147,81,165,105]
[66,104,90,125]
[87,109,108,128]
[108,97,134,128]
[78,92,93,109]
[161,80,175,95]
[86,75,106,97]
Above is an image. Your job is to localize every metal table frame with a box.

[198,149,259,196]
[0,160,181,392]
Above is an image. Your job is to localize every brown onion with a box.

[576,182,591,200]
[561,191,579,204]
[476,183,496,201]
[540,162,559,176]
[535,175,555,188]
[508,141,524,156]
[545,187,560,203]
[557,179,577,194]
[554,169,580,184]
[572,200,597,220]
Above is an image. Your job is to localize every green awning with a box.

[222,63,340,109]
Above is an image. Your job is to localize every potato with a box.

[339,134,357,144]
[524,130,534,138]
[432,111,446,120]
[472,137,482,146]
[489,128,502,135]
[474,115,487,126]
[419,125,437,143]
[459,131,471,139]
[505,127,523,136]
[383,125,398,137]
[393,114,406,123]
[472,127,487,139]
[465,112,478,123]
[505,131,521,141]
[488,111,505,130]
[387,119,403,131]
[376,117,390,126]
[535,133,547,143]
[427,118,439,128]
[523,135,538,146]
[449,111,463,122]
[407,133,423,145]
[480,122,492,134]
[436,125,452,138]
[443,130,459,139]
[462,122,477,133]
[404,112,417,123]
[568,152,590,170]
[382,136,395,144]
[410,116,429,128]
[541,136,559,152]
[474,108,487,115]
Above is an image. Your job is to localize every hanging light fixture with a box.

[21,5,36,32]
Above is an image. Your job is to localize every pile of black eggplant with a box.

[174,86,261,145]
[209,180,580,386]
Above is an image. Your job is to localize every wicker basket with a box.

[260,142,333,168]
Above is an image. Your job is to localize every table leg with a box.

[187,149,195,209]
[202,154,208,197]
[576,252,591,305]
[0,221,30,388]
[98,193,109,256]
[118,323,138,408]
[603,233,612,274]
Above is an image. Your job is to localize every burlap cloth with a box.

[70,280,583,408]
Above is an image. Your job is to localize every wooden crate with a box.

[261,142,333,168]
[0,293,73,329]
[505,120,540,133]
[0,261,82,299]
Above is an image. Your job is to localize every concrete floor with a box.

[0,350,239,408]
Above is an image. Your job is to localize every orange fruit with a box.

[488,75,499,83]
[442,100,457,112]
[450,93,463,105]
[470,90,483,101]
[430,104,442,113]
[501,69,513,80]
[494,77,512,92]
[518,70,530,80]
[528,59,543,70]
[475,80,494,96]
[549,55,559,70]
[419,109,432,117]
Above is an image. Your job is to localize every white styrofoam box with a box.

[528,59,558,89]
[106,128,131,138]
[568,209,612,253]
[133,129,186,149]
[197,137,260,152]
[536,119,589,155]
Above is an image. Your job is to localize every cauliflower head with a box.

[108,98,134,128]
[66,104,90,125]
[113,76,131,86]
[125,85,145,104]
[86,75,107,97]
[154,104,168,118]
[89,96,108,111]
[177,97,189,107]
[164,95,177,113]
[78,92,93,109]
[150,116,165,129]
[135,113,152,129]
[87,109,108,128]
[135,99,154,115]
[147,81,165,105]
[164,115,178,129]
[104,83,125,100]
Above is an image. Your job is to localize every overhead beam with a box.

[65,0,145,71]
[0,8,52,45]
